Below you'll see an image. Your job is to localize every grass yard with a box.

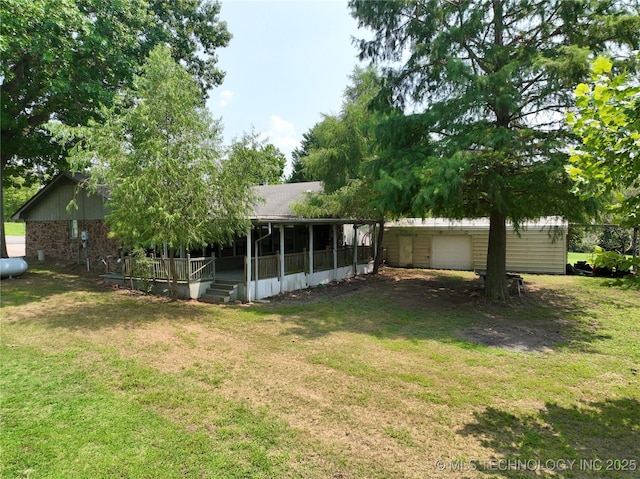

[1,266,639,478]
[3,222,25,236]
[567,251,596,265]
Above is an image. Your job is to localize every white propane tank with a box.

[0,258,29,279]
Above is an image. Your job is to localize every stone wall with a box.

[26,219,120,267]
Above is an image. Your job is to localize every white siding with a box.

[384,228,431,268]
[384,219,567,275]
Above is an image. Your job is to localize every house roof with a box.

[12,172,370,224]
[11,171,109,220]
[252,182,376,224]
[386,217,568,229]
[253,181,323,221]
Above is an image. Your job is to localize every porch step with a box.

[199,281,239,304]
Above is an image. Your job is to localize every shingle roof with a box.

[253,181,323,220]
[13,172,360,224]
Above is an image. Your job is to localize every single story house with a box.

[12,172,377,301]
[11,172,118,265]
[383,217,567,275]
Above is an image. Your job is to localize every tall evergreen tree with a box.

[350,0,639,299]
[293,67,392,272]
[54,45,256,300]
[287,130,320,183]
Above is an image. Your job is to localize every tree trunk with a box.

[373,219,385,274]
[1,167,9,258]
[484,210,509,300]
[169,248,178,301]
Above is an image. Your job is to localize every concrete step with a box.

[208,283,237,292]
[199,281,239,303]
[206,288,235,297]
[200,293,230,304]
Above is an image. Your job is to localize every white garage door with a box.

[432,235,473,270]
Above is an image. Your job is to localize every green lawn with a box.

[1,266,639,478]
[567,251,596,265]
[4,222,25,236]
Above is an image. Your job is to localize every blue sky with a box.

[206,0,366,175]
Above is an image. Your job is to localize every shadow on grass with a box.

[1,266,210,331]
[0,268,105,307]
[458,398,640,478]
[2,267,620,353]
[258,271,612,353]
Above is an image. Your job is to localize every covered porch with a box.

[239,220,376,302]
[112,181,379,302]
[116,221,377,302]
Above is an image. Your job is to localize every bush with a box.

[593,249,639,288]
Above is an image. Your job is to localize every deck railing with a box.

[249,251,306,279]
[121,246,372,284]
[337,247,353,268]
[123,255,215,283]
[313,249,333,271]
[253,255,279,279]
[284,251,307,274]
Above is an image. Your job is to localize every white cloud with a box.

[265,115,299,177]
[265,115,299,154]
[218,90,235,108]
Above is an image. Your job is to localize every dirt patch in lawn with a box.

[269,267,578,353]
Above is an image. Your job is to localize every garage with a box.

[431,235,473,270]
[383,217,568,275]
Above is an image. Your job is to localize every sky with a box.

[206,0,367,176]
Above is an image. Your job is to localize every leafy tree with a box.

[0,0,231,257]
[53,46,255,300]
[287,67,383,186]
[350,0,639,300]
[3,178,40,220]
[293,67,391,272]
[566,55,640,227]
[302,67,382,193]
[287,129,320,183]
[226,130,286,185]
[597,225,634,256]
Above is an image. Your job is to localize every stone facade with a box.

[26,219,120,267]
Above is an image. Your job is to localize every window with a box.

[69,220,78,239]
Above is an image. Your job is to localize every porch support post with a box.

[308,224,314,284]
[255,236,259,289]
[332,223,338,280]
[246,227,252,302]
[353,225,358,277]
[279,224,285,293]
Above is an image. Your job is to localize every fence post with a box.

[211,254,216,283]
[186,253,191,285]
